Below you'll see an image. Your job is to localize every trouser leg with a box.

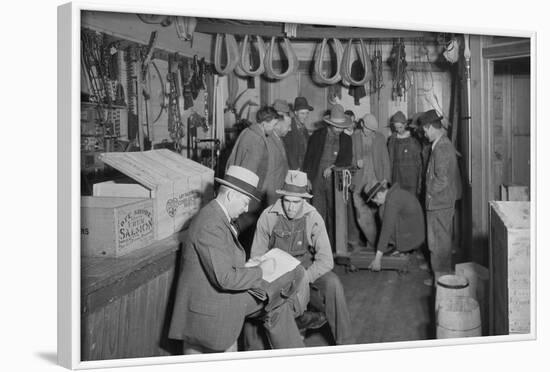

[426,208,455,274]
[309,272,353,345]
[352,191,378,246]
[261,301,305,349]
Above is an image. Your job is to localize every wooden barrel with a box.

[435,274,470,312]
[437,296,481,338]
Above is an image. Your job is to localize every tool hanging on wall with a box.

[81,30,121,151]
[139,31,158,147]
[167,54,185,153]
[388,38,410,101]
[125,45,140,147]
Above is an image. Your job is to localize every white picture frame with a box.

[57,1,538,370]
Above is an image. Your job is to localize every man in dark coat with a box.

[420,110,462,286]
[282,97,312,170]
[350,113,391,247]
[362,180,425,271]
[302,104,353,250]
[168,166,305,352]
[225,106,282,247]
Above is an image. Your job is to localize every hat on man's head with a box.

[273,99,290,114]
[215,166,262,201]
[363,179,388,203]
[360,113,379,131]
[276,170,313,199]
[418,109,444,127]
[293,97,314,112]
[390,111,407,125]
[323,104,353,128]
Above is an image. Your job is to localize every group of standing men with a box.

[168,95,462,353]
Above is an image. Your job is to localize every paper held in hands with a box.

[245,248,301,283]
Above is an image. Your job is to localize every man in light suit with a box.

[168,166,305,353]
[420,110,462,286]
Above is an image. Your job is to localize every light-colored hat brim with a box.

[323,116,352,128]
[275,189,313,199]
[215,177,261,201]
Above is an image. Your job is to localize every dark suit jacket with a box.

[425,136,462,211]
[302,126,353,181]
[282,117,309,170]
[168,200,265,351]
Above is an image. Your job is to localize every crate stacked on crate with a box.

[81,150,214,258]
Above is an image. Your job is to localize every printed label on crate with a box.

[118,208,154,248]
[165,190,202,218]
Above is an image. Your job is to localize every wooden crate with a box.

[81,196,155,257]
[95,149,214,240]
[500,184,529,201]
[489,201,530,335]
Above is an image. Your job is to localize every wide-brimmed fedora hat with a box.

[418,109,444,127]
[363,179,387,203]
[215,166,261,201]
[323,104,353,128]
[276,170,312,199]
[273,99,290,113]
[293,97,314,112]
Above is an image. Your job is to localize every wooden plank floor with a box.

[304,253,436,347]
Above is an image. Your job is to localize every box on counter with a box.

[81,196,155,257]
[93,149,214,241]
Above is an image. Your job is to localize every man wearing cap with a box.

[362,180,425,271]
[303,104,353,249]
[350,113,391,247]
[419,109,462,286]
[282,97,313,170]
[225,106,282,243]
[387,111,423,198]
[169,166,305,352]
[246,170,353,347]
[265,99,292,205]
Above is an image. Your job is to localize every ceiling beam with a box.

[195,20,434,40]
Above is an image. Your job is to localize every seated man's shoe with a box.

[296,311,327,331]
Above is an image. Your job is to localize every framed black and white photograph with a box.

[54,0,540,370]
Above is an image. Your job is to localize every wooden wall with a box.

[81,241,181,361]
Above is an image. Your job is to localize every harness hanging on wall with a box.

[214,33,240,75]
[312,38,344,85]
[237,35,266,77]
[263,37,298,80]
[341,38,371,86]
[388,38,410,101]
[369,40,384,99]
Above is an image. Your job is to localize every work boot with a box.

[295,311,327,331]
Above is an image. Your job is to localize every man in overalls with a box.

[243,170,353,348]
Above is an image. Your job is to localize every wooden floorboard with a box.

[305,252,434,347]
